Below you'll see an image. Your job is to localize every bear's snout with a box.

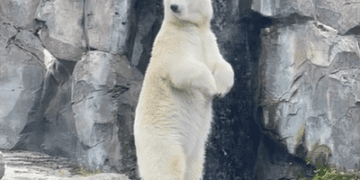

[170,4,179,13]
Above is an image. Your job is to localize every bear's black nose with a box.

[170,4,179,12]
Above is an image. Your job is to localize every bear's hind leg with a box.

[136,136,186,180]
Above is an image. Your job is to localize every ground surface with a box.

[0,150,129,180]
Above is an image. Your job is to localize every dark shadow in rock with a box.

[345,25,360,35]
[255,134,315,180]
[136,18,162,74]
[273,13,314,26]
[203,10,272,180]
[132,0,163,75]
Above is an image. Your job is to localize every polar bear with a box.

[134,0,234,179]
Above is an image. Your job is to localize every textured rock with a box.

[259,19,360,173]
[252,0,316,17]
[84,0,132,54]
[252,0,360,34]
[13,49,78,159]
[72,51,142,178]
[0,23,45,150]
[0,0,40,29]
[14,30,45,62]
[36,0,85,61]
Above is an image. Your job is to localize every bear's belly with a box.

[171,89,213,156]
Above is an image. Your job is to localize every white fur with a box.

[134,0,234,179]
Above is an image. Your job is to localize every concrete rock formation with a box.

[253,0,360,179]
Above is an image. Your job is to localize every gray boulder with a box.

[0,23,45,150]
[35,0,85,61]
[0,0,40,29]
[0,22,17,52]
[84,0,132,54]
[13,49,78,159]
[14,30,45,62]
[72,51,142,178]
[258,20,360,174]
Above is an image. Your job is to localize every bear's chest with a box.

[181,33,212,62]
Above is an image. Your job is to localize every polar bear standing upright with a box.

[134,0,234,179]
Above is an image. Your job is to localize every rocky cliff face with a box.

[254,0,360,179]
[1,0,360,179]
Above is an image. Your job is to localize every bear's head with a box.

[163,0,213,27]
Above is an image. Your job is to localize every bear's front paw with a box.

[200,75,217,97]
[191,67,218,97]
[215,79,233,98]
[214,63,234,98]
[207,79,218,97]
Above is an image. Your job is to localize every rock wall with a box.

[1,0,360,179]
[0,0,141,179]
[254,0,360,179]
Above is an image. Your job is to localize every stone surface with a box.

[0,0,40,29]
[258,19,360,175]
[0,23,45,150]
[72,51,142,179]
[1,150,129,180]
[13,49,78,160]
[85,0,132,54]
[252,0,360,34]
[14,30,45,62]
[252,0,316,17]
[36,0,85,61]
